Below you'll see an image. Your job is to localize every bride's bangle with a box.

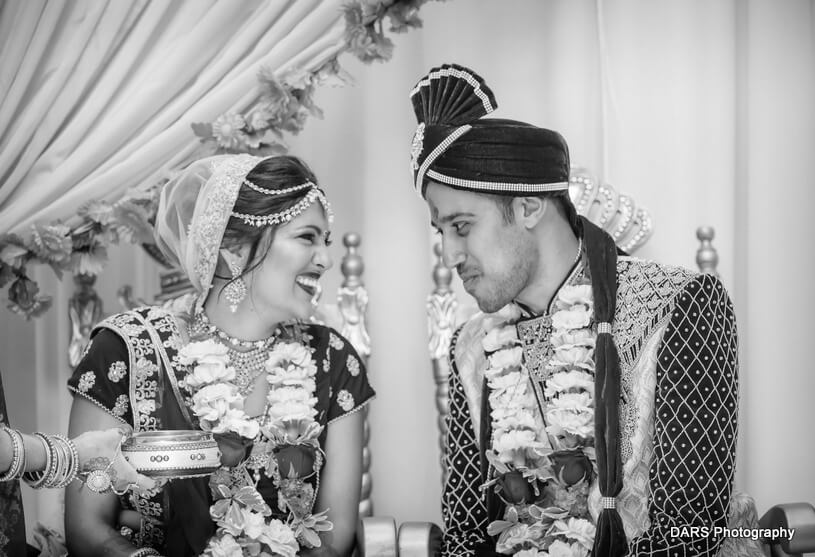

[23,433,52,488]
[0,427,25,481]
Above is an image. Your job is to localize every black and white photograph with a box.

[0,1,813,556]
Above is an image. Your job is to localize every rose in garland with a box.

[547,449,593,486]
[274,444,317,480]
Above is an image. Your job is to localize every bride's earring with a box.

[223,259,246,313]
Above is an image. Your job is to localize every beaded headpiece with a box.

[409,63,570,198]
[243,178,313,196]
[232,187,333,227]
[154,154,333,295]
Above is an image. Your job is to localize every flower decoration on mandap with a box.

[0,188,161,319]
[191,61,348,158]
[3,0,441,320]
[180,335,333,556]
[482,283,598,556]
[342,0,444,64]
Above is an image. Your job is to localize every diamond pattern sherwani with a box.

[440,257,743,556]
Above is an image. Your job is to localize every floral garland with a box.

[342,0,441,63]
[178,337,332,556]
[0,191,161,319]
[193,0,447,155]
[1,0,445,320]
[191,61,349,158]
[481,283,598,557]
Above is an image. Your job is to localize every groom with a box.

[408,64,738,556]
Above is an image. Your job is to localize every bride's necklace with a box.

[191,311,280,396]
[228,348,271,396]
[194,311,277,350]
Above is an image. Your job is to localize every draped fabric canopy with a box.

[0,0,350,235]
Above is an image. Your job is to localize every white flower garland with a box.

[179,339,259,438]
[179,337,333,556]
[482,284,599,557]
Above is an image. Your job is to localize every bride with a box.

[65,154,375,557]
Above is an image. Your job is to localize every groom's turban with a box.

[409,64,570,198]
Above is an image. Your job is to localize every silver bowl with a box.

[121,430,222,479]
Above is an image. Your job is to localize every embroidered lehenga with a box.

[68,302,374,555]
[441,254,747,556]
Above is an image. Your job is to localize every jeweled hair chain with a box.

[243,179,315,196]
[232,188,334,226]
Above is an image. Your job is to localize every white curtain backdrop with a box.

[0,0,350,235]
[1,0,813,541]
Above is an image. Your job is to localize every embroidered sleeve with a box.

[326,330,375,424]
[629,274,738,555]
[441,328,489,557]
[67,329,132,425]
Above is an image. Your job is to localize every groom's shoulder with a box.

[451,311,491,370]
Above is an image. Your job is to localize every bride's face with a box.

[244,203,332,323]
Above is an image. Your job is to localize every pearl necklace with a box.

[194,311,277,350]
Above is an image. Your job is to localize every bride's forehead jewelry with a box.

[231,187,334,226]
[243,179,315,196]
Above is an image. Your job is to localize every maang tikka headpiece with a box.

[231,179,334,227]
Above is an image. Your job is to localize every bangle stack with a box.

[0,426,26,481]
[49,434,80,489]
[7,430,81,489]
[24,432,80,489]
[23,433,52,488]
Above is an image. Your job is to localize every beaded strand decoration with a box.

[243,179,315,196]
[193,311,276,350]
[232,188,333,227]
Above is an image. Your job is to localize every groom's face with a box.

[426,181,536,313]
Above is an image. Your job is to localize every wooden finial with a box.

[695,226,719,276]
[341,232,364,288]
[432,243,452,294]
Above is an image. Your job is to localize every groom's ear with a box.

[514,196,547,229]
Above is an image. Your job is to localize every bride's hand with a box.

[73,426,157,494]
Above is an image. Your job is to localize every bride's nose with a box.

[312,244,333,271]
